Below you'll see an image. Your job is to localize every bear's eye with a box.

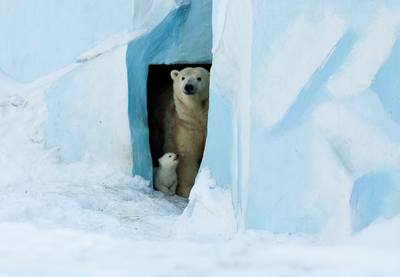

[197,77,202,81]
[181,77,185,81]
[168,155,172,158]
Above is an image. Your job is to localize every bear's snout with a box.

[184,84,195,95]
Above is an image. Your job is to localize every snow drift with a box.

[1,0,400,239]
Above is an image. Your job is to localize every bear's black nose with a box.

[184,84,194,93]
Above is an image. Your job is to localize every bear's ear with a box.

[158,157,162,163]
[170,70,179,80]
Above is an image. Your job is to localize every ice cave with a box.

[2,0,400,235]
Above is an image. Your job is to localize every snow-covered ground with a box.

[0,70,399,276]
[1,221,400,277]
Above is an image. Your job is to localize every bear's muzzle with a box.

[184,84,196,95]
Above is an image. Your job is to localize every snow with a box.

[2,58,399,276]
[1,0,400,275]
[44,47,132,172]
[176,168,236,238]
[0,77,182,238]
[0,221,399,276]
[3,76,394,277]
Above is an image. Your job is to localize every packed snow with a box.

[1,0,400,275]
[1,69,399,276]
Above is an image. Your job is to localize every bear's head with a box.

[170,67,210,108]
[158,152,179,169]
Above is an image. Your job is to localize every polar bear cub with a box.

[154,153,179,196]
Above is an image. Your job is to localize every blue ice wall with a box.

[212,0,400,233]
[3,0,400,235]
[0,0,134,82]
[372,36,400,124]
[126,0,212,180]
[37,0,179,174]
[351,171,400,232]
[0,0,213,180]
[44,47,132,173]
[201,91,233,189]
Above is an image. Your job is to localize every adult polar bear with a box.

[163,67,210,198]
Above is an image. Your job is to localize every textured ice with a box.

[208,0,400,233]
[0,0,134,82]
[44,48,132,173]
[1,0,400,240]
[1,0,400,275]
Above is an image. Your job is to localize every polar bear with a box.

[154,152,179,196]
[163,67,210,198]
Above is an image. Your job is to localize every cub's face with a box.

[170,67,210,106]
[159,152,179,169]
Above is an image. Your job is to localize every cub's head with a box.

[158,152,179,169]
[170,67,210,107]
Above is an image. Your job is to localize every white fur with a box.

[154,153,179,196]
[164,67,210,197]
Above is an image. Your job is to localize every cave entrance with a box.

[147,64,212,194]
[147,64,211,167]
[126,1,213,187]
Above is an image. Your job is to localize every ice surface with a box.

[44,47,132,173]
[1,0,400,275]
[1,2,400,275]
[206,0,400,233]
[351,171,400,232]
[0,0,134,82]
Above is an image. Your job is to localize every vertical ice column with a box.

[207,0,253,228]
